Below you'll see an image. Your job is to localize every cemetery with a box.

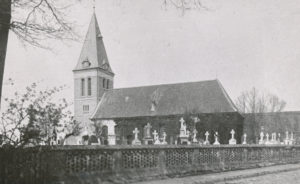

[1,118,300,184]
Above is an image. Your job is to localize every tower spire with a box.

[74,13,113,74]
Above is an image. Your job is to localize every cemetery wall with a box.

[114,112,243,145]
[1,145,300,184]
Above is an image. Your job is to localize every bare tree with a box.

[235,87,286,113]
[0,0,78,106]
[236,87,287,143]
[162,0,209,14]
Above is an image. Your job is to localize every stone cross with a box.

[229,129,237,145]
[193,129,198,143]
[133,128,140,140]
[265,133,270,144]
[162,132,167,144]
[132,128,141,145]
[242,133,247,144]
[153,130,160,144]
[204,131,210,145]
[144,123,152,138]
[230,129,235,139]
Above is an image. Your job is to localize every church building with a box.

[73,13,244,145]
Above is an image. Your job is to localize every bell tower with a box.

[73,13,114,134]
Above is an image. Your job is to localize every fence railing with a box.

[1,145,300,184]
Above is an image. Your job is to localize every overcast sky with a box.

[2,0,300,111]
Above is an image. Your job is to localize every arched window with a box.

[87,77,92,96]
[81,78,85,96]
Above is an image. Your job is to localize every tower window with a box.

[81,78,85,96]
[103,78,106,88]
[88,77,92,96]
[83,105,89,113]
[106,79,109,89]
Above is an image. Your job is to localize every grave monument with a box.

[132,128,141,145]
[229,129,237,145]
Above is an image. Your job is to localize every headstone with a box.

[132,128,141,145]
[278,133,281,143]
[284,131,289,145]
[229,129,237,145]
[153,130,160,145]
[259,132,264,144]
[213,132,220,145]
[242,133,247,145]
[106,120,117,145]
[203,131,210,145]
[161,132,167,144]
[192,129,198,143]
[271,133,277,144]
[179,117,187,136]
[265,133,270,145]
[179,117,189,144]
[143,123,153,145]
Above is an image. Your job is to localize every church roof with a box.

[91,79,239,120]
[74,13,113,73]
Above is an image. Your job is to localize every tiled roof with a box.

[91,79,239,119]
[74,13,113,73]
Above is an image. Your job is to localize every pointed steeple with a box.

[74,13,113,73]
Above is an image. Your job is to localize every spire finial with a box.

[93,0,95,12]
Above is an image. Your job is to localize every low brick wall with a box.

[1,145,300,184]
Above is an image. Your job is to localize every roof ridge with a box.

[111,79,217,91]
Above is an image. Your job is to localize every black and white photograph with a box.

[1,0,300,183]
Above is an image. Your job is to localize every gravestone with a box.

[284,131,289,145]
[192,129,198,143]
[265,133,270,145]
[132,128,141,145]
[259,132,264,145]
[271,133,276,144]
[242,133,247,145]
[213,132,220,145]
[179,117,189,144]
[153,130,161,145]
[107,120,117,145]
[161,132,167,144]
[203,131,210,145]
[143,123,153,145]
[229,129,237,145]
